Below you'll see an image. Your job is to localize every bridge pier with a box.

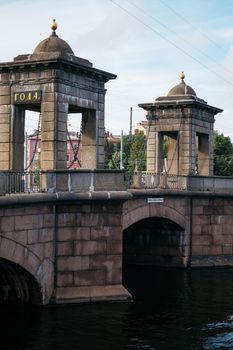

[0,191,132,305]
[54,194,131,304]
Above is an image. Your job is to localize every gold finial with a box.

[50,19,57,32]
[180,71,185,81]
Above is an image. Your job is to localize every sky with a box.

[1,0,233,137]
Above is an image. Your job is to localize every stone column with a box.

[40,99,68,171]
[40,92,68,192]
[198,133,210,175]
[96,109,105,169]
[146,120,156,172]
[11,105,25,171]
[81,110,97,169]
[95,91,106,169]
[156,132,164,173]
[179,121,196,175]
[0,85,11,170]
[167,133,179,174]
[209,128,214,176]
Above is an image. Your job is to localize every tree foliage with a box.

[214,133,233,176]
[105,130,233,177]
[104,136,119,169]
[104,131,146,181]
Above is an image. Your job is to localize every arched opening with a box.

[0,258,42,305]
[123,217,186,267]
[123,217,187,300]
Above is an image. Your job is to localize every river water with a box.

[2,266,233,350]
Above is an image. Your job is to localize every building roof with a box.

[167,72,196,97]
[2,20,117,83]
[167,80,197,97]
[138,72,223,115]
[34,19,74,55]
[33,34,74,55]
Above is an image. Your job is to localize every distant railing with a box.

[132,172,188,190]
[2,170,233,195]
[0,171,41,194]
[131,172,233,193]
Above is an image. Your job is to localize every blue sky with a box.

[1,0,233,136]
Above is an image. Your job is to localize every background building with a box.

[26,130,82,172]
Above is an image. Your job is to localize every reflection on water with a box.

[1,267,233,350]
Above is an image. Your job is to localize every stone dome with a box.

[33,34,74,55]
[167,72,196,97]
[33,20,74,55]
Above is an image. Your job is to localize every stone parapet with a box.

[41,169,126,192]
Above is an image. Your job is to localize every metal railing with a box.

[2,170,233,195]
[0,171,41,195]
[131,172,188,190]
[132,172,233,193]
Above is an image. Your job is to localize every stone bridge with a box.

[0,21,231,307]
[1,187,233,305]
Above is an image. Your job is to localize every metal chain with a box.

[166,108,184,174]
[67,119,82,169]
[24,113,41,171]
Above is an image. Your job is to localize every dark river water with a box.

[2,266,233,350]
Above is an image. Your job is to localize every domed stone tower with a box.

[139,73,223,176]
[0,20,116,190]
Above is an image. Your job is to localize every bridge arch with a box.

[122,199,189,268]
[0,236,53,304]
[123,199,187,231]
[0,236,41,277]
[0,257,42,305]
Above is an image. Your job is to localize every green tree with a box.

[214,133,233,176]
[104,136,115,169]
[127,131,146,173]
[104,131,146,174]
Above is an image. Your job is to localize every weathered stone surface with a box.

[106,241,122,254]
[0,216,14,232]
[74,241,106,256]
[58,213,77,227]
[74,269,106,286]
[57,241,73,256]
[57,227,91,241]
[57,256,89,271]
[90,254,121,270]
[57,272,73,287]
[15,215,43,231]
[44,242,54,258]
[56,284,131,303]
